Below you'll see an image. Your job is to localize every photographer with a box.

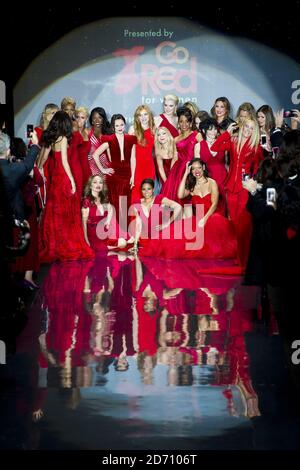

[0,130,40,223]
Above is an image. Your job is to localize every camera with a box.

[266,187,276,205]
[283,110,296,118]
[26,124,34,138]
[260,134,267,145]
[242,173,250,182]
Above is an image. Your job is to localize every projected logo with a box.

[113,41,197,96]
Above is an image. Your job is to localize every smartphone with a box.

[26,124,34,138]
[266,187,276,205]
[283,110,296,118]
[260,134,267,145]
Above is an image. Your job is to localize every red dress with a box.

[135,194,237,259]
[78,138,92,188]
[159,113,179,138]
[102,133,137,221]
[81,197,120,252]
[162,131,198,203]
[131,128,155,203]
[211,131,264,267]
[199,140,227,214]
[88,130,112,180]
[39,148,94,263]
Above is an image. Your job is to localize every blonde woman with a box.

[211,117,263,268]
[129,104,156,202]
[154,126,178,187]
[154,93,179,137]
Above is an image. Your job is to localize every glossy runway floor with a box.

[1,253,300,453]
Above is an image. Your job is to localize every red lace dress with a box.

[39,148,94,263]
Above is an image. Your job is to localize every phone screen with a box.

[266,187,276,205]
[261,135,267,145]
[26,124,34,138]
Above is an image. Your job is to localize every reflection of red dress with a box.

[39,149,94,263]
[131,128,155,203]
[136,194,237,259]
[159,114,179,138]
[162,131,198,202]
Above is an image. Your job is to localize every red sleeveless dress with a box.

[39,148,94,263]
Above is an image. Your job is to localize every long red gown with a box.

[161,131,198,203]
[39,148,94,263]
[211,131,264,267]
[102,133,137,224]
[135,194,237,259]
[131,127,155,203]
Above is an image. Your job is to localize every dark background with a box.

[2,3,300,132]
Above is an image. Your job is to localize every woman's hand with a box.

[103,167,115,175]
[129,176,135,188]
[227,122,238,135]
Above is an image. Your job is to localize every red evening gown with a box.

[88,130,112,180]
[135,194,237,259]
[81,197,122,252]
[131,128,155,203]
[161,131,198,203]
[158,114,179,138]
[102,133,137,224]
[39,148,94,263]
[199,140,227,214]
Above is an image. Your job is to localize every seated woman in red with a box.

[131,166,237,260]
[81,175,128,252]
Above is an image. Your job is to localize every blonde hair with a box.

[61,96,76,110]
[75,106,89,119]
[154,126,176,158]
[236,117,260,152]
[133,105,155,146]
[164,94,179,108]
[40,103,59,129]
[184,101,199,118]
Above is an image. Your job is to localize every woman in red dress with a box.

[81,175,126,252]
[211,118,263,268]
[92,114,137,228]
[161,107,202,204]
[154,127,178,189]
[87,107,114,181]
[194,118,227,214]
[39,111,94,262]
[34,103,59,211]
[154,93,179,138]
[129,105,156,203]
[75,106,92,187]
[132,165,237,260]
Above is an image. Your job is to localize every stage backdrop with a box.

[14,16,300,137]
